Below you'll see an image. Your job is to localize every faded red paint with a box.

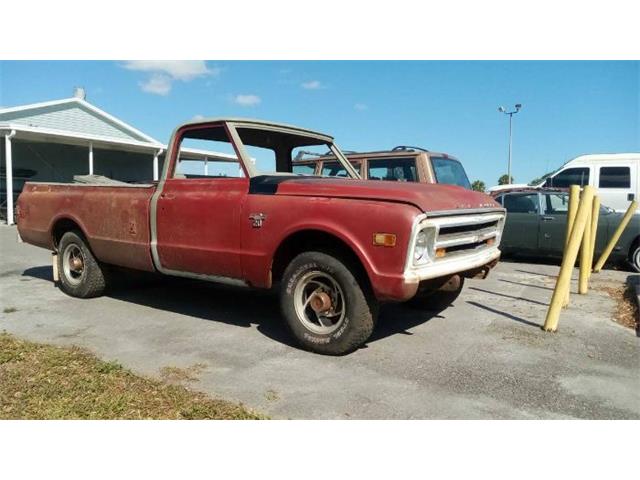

[16,120,502,303]
[18,183,156,272]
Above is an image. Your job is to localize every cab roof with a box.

[292,148,457,163]
[178,117,333,141]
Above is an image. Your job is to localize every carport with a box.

[0,89,166,225]
[0,89,233,225]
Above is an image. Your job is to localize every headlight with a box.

[414,230,428,262]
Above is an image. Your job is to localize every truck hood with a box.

[252,176,501,214]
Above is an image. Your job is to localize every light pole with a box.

[498,103,522,184]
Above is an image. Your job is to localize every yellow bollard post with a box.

[587,196,600,279]
[562,185,580,308]
[564,185,580,250]
[593,200,638,272]
[578,195,593,294]
[543,186,594,332]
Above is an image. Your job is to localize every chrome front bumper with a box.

[404,245,501,284]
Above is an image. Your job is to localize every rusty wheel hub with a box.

[309,291,333,313]
[70,256,84,272]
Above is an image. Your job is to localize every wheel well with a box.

[52,218,84,249]
[271,230,371,288]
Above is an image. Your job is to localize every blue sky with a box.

[1,60,638,186]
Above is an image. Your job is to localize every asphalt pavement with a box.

[1,225,638,419]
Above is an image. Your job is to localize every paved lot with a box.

[1,225,638,419]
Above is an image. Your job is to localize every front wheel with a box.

[280,251,377,355]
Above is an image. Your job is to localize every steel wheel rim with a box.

[293,271,346,334]
[62,243,85,285]
[634,247,640,271]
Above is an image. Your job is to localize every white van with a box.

[543,153,640,213]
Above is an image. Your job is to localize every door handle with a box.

[160,193,175,200]
[541,216,555,221]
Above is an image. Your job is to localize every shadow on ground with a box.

[22,265,445,350]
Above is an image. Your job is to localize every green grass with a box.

[0,333,264,420]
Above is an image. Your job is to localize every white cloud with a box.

[233,94,261,107]
[301,80,323,90]
[123,60,216,80]
[122,60,219,95]
[191,114,205,121]
[354,103,368,111]
[139,74,172,96]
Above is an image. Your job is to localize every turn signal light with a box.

[435,248,447,258]
[373,233,397,247]
[486,237,495,246]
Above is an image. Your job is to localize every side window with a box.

[599,166,630,188]
[494,195,504,206]
[321,161,350,177]
[545,193,569,214]
[175,126,244,178]
[547,167,590,188]
[367,157,417,182]
[503,193,539,214]
[243,145,277,174]
[292,163,316,175]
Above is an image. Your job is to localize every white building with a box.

[1,88,229,224]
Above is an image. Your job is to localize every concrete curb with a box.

[626,275,640,337]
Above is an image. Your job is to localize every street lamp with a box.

[497,103,522,185]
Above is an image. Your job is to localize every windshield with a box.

[236,127,359,178]
[430,157,471,189]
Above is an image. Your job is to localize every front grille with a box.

[431,213,504,260]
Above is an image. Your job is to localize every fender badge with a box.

[249,213,266,228]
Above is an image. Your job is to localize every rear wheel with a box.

[280,251,377,355]
[630,242,640,273]
[57,230,109,298]
[408,276,465,311]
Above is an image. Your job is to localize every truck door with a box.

[500,192,541,253]
[154,124,248,280]
[596,163,637,213]
[538,192,570,255]
[539,191,611,256]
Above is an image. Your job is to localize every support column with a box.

[153,154,159,181]
[204,156,209,176]
[4,130,16,225]
[88,142,94,175]
[153,148,163,181]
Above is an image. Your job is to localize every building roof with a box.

[0,96,160,144]
[0,95,231,162]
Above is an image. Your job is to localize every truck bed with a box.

[17,182,157,272]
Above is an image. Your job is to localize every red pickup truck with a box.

[17,118,505,355]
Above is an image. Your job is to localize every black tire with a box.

[408,276,465,311]
[280,251,377,355]
[57,230,109,298]
[630,241,640,273]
